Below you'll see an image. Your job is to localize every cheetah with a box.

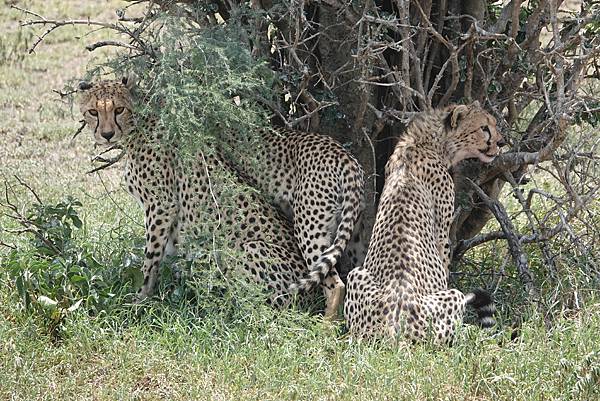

[226,129,365,318]
[77,77,317,307]
[344,102,503,344]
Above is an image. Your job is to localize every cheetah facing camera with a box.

[344,102,504,344]
[78,76,320,307]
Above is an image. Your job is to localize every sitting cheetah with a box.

[77,77,318,307]
[344,102,503,344]
[227,129,365,318]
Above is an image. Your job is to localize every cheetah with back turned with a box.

[344,102,503,344]
[227,129,366,318]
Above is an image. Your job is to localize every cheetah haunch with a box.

[344,102,503,344]
[78,77,308,307]
[228,130,366,318]
[78,76,364,316]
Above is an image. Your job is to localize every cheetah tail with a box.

[465,288,496,328]
[288,244,344,294]
[289,160,365,294]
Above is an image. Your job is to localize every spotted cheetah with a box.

[78,77,319,307]
[227,129,365,318]
[344,102,503,344]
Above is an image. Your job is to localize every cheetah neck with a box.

[387,108,471,175]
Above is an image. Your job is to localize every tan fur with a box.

[345,103,502,343]
[78,79,315,307]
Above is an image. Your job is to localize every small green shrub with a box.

[0,189,297,339]
[2,195,137,338]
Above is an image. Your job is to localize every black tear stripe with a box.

[93,116,99,134]
[114,113,123,133]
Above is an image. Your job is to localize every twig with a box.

[200,151,224,274]
[87,148,126,174]
[85,40,139,52]
[71,120,87,141]
[52,88,78,99]
[12,4,120,53]
[0,240,17,250]
[95,172,144,229]
[0,178,63,256]
[14,175,42,205]
[284,101,336,129]
[467,178,539,301]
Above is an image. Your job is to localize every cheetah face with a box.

[446,102,506,166]
[78,76,135,146]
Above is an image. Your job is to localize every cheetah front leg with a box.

[137,200,179,300]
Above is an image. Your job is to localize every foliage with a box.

[0,188,289,340]
[95,14,275,162]
[1,195,132,338]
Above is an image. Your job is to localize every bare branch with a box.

[87,148,126,174]
[85,40,139,52]
[0,178,63,255]
[468,179,539,301]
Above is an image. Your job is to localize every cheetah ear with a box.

[471,100,481,108]
[78,81,93,91]
[448,104,469,129]
[121,72,137,90]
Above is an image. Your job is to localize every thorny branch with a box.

[87,146,126,174]
[11,4,155,56]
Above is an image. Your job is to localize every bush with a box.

[0,186,294,340]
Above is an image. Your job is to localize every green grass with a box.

[1,1,600,400]
[2,289,600,400]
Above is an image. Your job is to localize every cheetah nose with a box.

[101,131,115,141]
[497,137,507,147]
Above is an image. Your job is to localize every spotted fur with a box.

[78,78,318,307]
[229,130,366,318]
[344,103,503,344]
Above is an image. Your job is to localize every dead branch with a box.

[87,147,126,174]
[11,4,154,56]
[71,120,87,141]
[468,179,539,301]
[85,40,139,52]
[12,4,121,53]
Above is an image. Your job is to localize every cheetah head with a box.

[77,75,135,145]
[445,101,506,166]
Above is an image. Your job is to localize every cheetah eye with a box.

[115,107,125,115]
[88,109,98,117]
[481,125,492,146]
